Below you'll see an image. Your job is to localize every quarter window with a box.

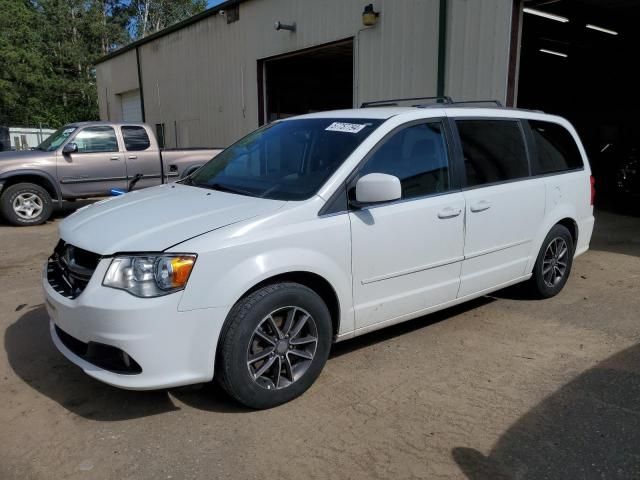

[529,120,583,174]
[456,120,529,187]
[122,126,151,151]
[74,127,118,153]
[358,122,451,199]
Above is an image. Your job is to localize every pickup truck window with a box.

[122,126,151,151]
[187,118,383,201]
[74,126,119,153]
[37,126,77,151]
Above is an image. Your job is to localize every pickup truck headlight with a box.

[103,254,196,297]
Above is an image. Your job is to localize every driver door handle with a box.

[110,155,120,160]
[128,155,137,159]
[437,207,462,219]
[470,200,491,213]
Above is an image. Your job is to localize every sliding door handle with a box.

[437,207,462,219]
[470,201,491,213]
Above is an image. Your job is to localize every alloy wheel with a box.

[13,192,44,220]
[542,237,568,288]
[246,306,318,390]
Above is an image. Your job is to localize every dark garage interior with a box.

[519,0,640,209]
[261,39,354,123]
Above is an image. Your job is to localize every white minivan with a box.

[44,102,595,408]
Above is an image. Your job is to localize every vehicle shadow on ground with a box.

[5,298,496,418]
[452,342,640,479]
[330,297,494,358]
[4,305,248,420]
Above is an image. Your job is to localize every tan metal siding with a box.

[445,0,513,104]
[96,0,513,147]
[95,49,139,122]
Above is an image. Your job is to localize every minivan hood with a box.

[59,184,286,254]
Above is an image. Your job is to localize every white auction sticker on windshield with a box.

[325,122,367,133]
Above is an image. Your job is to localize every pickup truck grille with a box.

[47,240,101,299]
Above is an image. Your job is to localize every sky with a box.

[207,0,225,7]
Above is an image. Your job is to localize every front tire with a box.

[0,183,53,226]
[217,282,332,409]
[529,224,575,298]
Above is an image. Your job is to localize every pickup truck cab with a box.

[0,121,221,225]
[44,104,595,409]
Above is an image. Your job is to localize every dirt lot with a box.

[1,206,639,480]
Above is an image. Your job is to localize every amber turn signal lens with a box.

[170,257,196,288]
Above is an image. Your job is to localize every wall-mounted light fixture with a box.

[362,4,379,27]
[274,21,296,32]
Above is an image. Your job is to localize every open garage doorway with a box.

[518,0,640,208]
[258,39,354,124]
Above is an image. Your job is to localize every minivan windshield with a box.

[186,118,383,200]
[37,126,77,151]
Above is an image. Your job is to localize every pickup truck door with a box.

[120,125,162,189]
[57,126,127,197]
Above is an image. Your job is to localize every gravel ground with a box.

[1,205,639,480]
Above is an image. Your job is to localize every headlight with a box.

[103,254,196,297]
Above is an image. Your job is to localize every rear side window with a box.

[456,120,529,187]
[122,126,151,151]
[529,120,583,174]
[359,121,451,199]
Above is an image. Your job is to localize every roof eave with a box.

[95,0,246,65]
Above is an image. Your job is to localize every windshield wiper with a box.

[198,182,255,197]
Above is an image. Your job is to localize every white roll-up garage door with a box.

[121,90,142,122]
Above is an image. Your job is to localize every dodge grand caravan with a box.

[44,103,595,409]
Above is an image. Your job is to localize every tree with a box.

[0,0,206,128]
[129,0,207,39]
[0,0,51,126]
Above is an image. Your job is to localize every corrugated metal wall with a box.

[97,0,514,148]
[446,0,513,102]
[96,49,139,123]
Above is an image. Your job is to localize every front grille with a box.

[55,325,142,374]
[47,240,100,299]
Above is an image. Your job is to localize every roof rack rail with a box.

[361,96,453,108]
[449,99,503,107]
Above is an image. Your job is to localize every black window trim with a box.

[449,116,534,191]
[71,126,120,154]
[318,117,461,216]
[522,119,585,179]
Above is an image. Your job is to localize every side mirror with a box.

[62,142,78,154]
[353,173,401,207]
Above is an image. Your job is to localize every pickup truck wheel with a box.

[0,183,53,226]
[217,282,332,409]
[529,224,575,298]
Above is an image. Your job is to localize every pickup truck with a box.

[0,121,222,225]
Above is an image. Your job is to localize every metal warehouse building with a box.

[96,0,640,168]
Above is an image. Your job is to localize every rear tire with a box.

[0,183,53,226]
[529,224,575,298]
[217,282,332,409]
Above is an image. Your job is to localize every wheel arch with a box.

[556,217,578,247]
[526,210,580,274]
[233,271,341,339]
[0,170,62,206]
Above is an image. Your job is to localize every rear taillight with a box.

[590,175,596,206]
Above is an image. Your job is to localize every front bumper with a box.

[43,259,229,390]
